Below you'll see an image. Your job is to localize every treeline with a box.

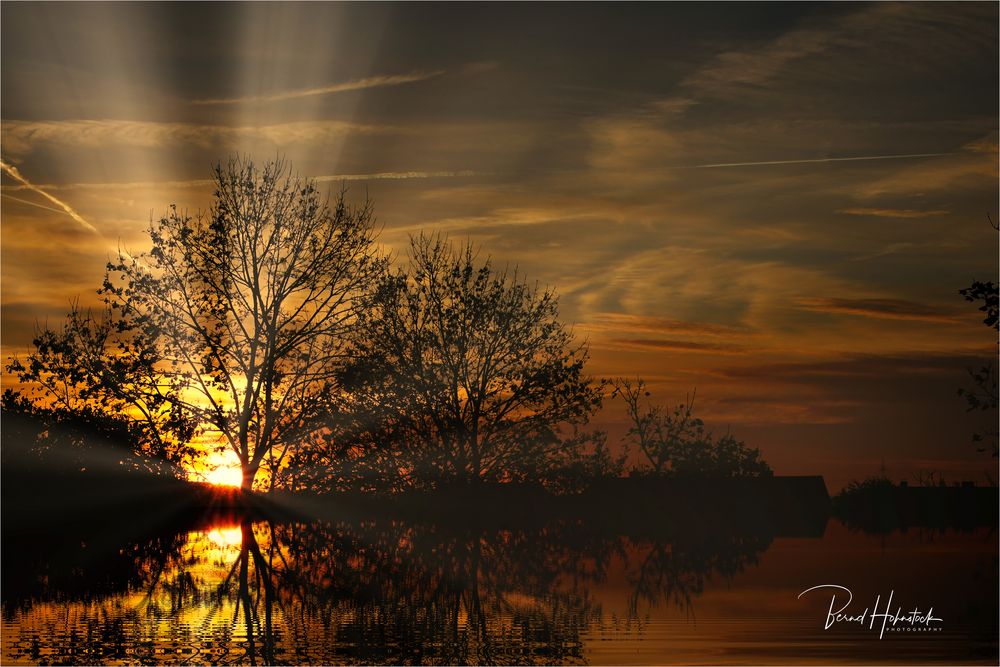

[4,156,769,494]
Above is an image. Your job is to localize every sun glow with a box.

[195,450,243,488]
[204,466,243,487]
[205,525,244,548]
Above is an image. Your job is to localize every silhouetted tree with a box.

[332,234,604,489]
[615,378,770,477]
[0,388,185,479]
[615,378,701,475]
[99,157,385,489]
[5,302,196,474]
[960,280,999,331]
[542,428,626,494]
[958,272,998,456]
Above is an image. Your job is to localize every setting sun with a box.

[196,451,243,488]
[203,467,242,488]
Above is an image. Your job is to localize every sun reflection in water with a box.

[205,525,243,548]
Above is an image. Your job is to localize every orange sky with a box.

[1,3,997,490]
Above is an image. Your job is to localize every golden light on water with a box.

[205,525,244,549]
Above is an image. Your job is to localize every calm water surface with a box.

[2,514,996,665]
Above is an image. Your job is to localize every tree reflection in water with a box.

[626,534,771,618]
[2,518,770,665]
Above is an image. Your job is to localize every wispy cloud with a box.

[191,70,445,105]
[796,297,961,324]
[1,178,213,192]
[0,171,480,193]
[853,145,998,198]
[681,3,996,101]
[606,338,748,354]
[583,312,746,337]
[1,119,392,156]
[720,351,982,381]
[838,207,949,219]
[687,153,951,170]
[684,27,830,97]
[0,159,98,234]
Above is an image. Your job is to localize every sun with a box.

[194,450,244,488]
[203,466,243,488]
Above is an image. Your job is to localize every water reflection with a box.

[8,510,1000,666]
[3,517,776,665]
[626,534,770,617]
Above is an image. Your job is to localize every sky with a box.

[2,2,997,489]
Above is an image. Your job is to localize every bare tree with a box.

[101,157,385,489]
[614,378,700,475]
[334,233,604,488]
[615,378,770,478]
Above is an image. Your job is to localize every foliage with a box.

[100,157,385,489]
[959,280,999,331]
[958,363,998,457]
[324,233,606,489]
[616,379,703,475]
[838,472,895,497]
[5,302,196,472]
[1,388,183,478]
[831,472,898,534]
[615,378,771,478]
[541,428,626,494]
[958,239,999,456]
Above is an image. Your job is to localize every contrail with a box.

[314,170,480,182]
[193,70,445,105]
[0,170,478,192]
[1,193,71,216]
[688,152,951,169]
[0,159,99,234]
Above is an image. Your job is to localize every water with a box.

[2,514,996,665]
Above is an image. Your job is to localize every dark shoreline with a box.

[4,469,996,540]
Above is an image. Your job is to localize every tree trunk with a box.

[469,432,481,485]
[241,462,259,492]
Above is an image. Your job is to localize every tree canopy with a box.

[958,240,999,457]
[615,378,771,478]
[324,233,607,490]
[13,157,385,490]
[6,301,195,475]
[8,156,769,494]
